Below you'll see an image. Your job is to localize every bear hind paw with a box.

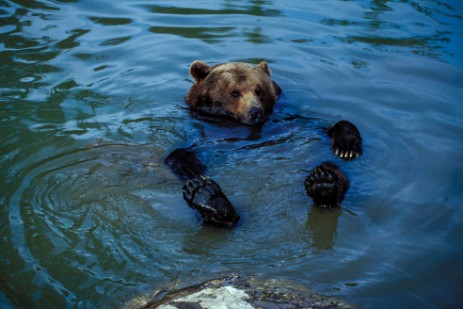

[183,176,240,228]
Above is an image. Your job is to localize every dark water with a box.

[1,0,463,308]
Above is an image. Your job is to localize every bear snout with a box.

[248,106,264,125]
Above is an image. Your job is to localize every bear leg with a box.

[304,162,349,208]
[183,176,240,228]
[164,148,206,180]
[328,120,362,160]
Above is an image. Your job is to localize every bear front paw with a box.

[328,120,362,160]
[304,162,349,208]
[183,176,240,228]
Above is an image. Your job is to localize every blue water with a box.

[1,0,463,308]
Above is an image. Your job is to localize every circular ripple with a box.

[9,143,196,304]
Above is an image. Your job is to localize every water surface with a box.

[1,0,463,308]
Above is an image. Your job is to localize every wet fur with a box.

[186,61,281,125]
[165,61,363,227]
[183,176,240,228]
[165,148,240,228]
[304,162,350,208]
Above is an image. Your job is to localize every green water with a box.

[1,0,463,308]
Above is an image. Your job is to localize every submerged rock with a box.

[127,275,353,309]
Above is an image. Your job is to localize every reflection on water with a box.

[1,0,463,308]
[306,207,341,251]
[149,26,237,43]
[147,1,280,44]
[145,2,282,17]
[320,0,458,60]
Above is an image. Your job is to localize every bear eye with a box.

[231,90,240,98]
[255,87,262,96]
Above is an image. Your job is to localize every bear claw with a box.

[183,176,240,228]
[335,149,359,159]
[304,162,349,208]
[328,120,362,161]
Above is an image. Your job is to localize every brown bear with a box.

[165,61,362,228]
[185,61,281,126]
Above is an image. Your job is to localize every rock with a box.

[128,275,353,309]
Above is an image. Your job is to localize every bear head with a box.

[185,61,281,126]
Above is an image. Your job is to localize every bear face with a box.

[185,61,281,126]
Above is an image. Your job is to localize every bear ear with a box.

[258,61,271,77]
[190,60,211,81]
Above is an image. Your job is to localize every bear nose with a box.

[249,107,264,125]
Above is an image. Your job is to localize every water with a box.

[1,0,462,308]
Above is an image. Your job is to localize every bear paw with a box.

[328,120,362,160]
[304,162,349,208]
[183,176,240,228]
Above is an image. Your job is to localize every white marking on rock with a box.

[158,286,255,309]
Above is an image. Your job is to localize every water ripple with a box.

[6,144,189,305]
[1,0,463,307]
